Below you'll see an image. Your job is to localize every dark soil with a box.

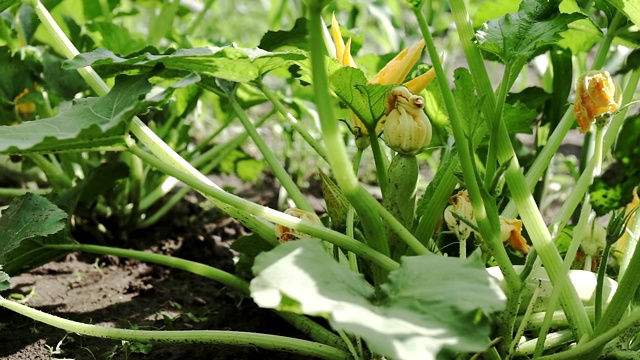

[0,175,324,360]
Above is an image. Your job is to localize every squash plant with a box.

[1,0,640,359]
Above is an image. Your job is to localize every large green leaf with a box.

[329,66,393,129]
[63,46,306,83]
[476,0,585,63]
[0,268,9,291]
[0,73,198,154]
[251,240,505,359]
[0,193,68,275]
[607,0,640,28]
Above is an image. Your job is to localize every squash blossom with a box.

[444,190,475,242]
[383,86,432,155]
[499,216,530,255]
[275,208,322,243]
[329,14,435,148]
[445,190,530,254]
[573,70,619,133]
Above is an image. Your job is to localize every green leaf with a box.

[503,101,536,134]
[476,0,585,63]
[0,193,68,275]
[590,115,640,215]
[452,67,483,137]
[218,149,264,182]
[329,67,393,128]
[0,73,198,154]
[607,0,640,28]
[556,0,603,54]
[0,268,9,291]
[0,0,20,13]
[63,46,306,83]
[258,17,308,51]
[251,240,505,359]
[472,0,520,29]
[230,233,275,273]
[86,21,147,55]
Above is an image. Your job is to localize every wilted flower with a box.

[499,216,530,254]
[383,86,432,155]
[574,70,619,133]
[329,14,435,147]
[444,190,475,242]
[275,208,323,243]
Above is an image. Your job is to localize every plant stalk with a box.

[0,297,350,360]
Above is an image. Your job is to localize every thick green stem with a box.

[369,131,388,193]
[538,308,640,360]
[29,154,73,189]
[533,199,593,357]
[128,144,398,272]
[590,226,640,341]
[484,61,514,186]
[0,188,51,196]
[447,0,592,338]
[595,242,612,325]
[413,3,520,296]
[228,95,313,212]
[139,113,271,228]
[43,243,347,350]
[0,297,350,360]
[308,2,391,283]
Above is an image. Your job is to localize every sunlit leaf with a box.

[329,66,393,128]
[452,67,483,137]
[0,268,9,291]
[606,0,640,27]
[0,73,198,154]
[251,240,505,360]
[0,193,68,275]
[476,0,585,63]
[63,46,306,83]
[258,17,308,51]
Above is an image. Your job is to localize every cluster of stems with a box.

[3,1,639,359]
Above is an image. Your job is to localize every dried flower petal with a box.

[275,208,323,243]
[574,70,619,133]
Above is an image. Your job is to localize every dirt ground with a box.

[0,175,318,360]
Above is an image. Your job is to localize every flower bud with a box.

[499,217,530,254]
[574,70,620,133]
[383,87,432,155]
[275,208,323,243]
[444,190,475,242]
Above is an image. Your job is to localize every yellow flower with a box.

[499,217,530,255]
[329,14,436,146]
[573,70,619,133]
[383,87,432,155]
[275,208,323,243]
